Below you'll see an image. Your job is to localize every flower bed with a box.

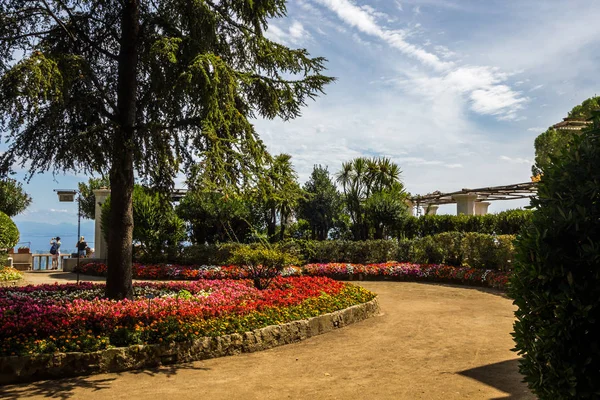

[0,277,375,357]
[79,262,510,290]
[0,266,23,282]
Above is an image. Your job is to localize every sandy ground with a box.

[0,272,534,400]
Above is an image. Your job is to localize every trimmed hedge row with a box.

[173,232,515,270]
[397,209,531,238]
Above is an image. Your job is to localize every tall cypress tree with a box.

[0,0,333,299]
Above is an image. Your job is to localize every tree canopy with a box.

[532,96,599,176]
[336,157,406,240]
[0,0,333,298]
[298,165,342,240]
[0,179,32,217]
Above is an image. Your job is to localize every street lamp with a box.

[55,189,81,284]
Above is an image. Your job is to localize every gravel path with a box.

[0,273,533,399]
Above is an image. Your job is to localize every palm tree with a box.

[336,157,406,240]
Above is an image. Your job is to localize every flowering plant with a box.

[0,277,375,356]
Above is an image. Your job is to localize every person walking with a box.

[49,237,61,270]
[76,236,87,258]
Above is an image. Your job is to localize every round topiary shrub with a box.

[510,123,600,399]
[0,211,19,249]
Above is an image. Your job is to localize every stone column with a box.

[474,201,491,216]
[424,205,439,215]
[452,193,478,215]
[93,188,111,260]
[405,199,414,216]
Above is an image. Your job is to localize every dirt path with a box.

[1,274,533,399]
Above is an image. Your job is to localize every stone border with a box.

[0,297,379,384]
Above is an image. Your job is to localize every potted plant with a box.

[17,246,30,254]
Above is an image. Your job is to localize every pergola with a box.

[408,182,538,216]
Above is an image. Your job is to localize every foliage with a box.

[510,117,600,399]
[397,209,531,238]
[336,157,407,240]
[171,233,514,269]
[77,177,109,220]
[532,96,599,176]
[0,179,32,217]
[176,190,257,244]
[228,245,299,289]
[567,96,600,119]
[0,266,23,282]
[0,278,372,356]
[102,186,186,260]
[258,154,306,242]
[298,165,343,240]
[0,211,19,249]
[0,0,333,299]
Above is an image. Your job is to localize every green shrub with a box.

[510,125,600,399]
[176,233,514,270]
[409,236,445,264]
[435,232,464,266]
[397,209,532,238]
[0,211,19,249]
[228,245,299,289]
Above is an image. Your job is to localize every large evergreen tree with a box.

[0,1,333,298]
[298,165,342,240]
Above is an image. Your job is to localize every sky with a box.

[8,0,600,234]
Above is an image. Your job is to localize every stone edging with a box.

[0,297,379,385]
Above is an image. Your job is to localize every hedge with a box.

[171,232,515,270]
[397,209,531,238]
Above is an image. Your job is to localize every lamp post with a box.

[55,189,81,284]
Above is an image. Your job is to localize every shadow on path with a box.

[0,376,116,400]
[458,359,533,399]
[0,363,211,399]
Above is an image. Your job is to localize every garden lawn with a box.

[0,277,374,357]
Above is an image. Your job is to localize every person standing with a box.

[76,236,87,258]
[50,237,61,270]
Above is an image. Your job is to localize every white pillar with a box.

[474,201,491,216]
[452,193,478,215]
[405,199,414,216]
[424,205,439,215]
[93,188,111,260]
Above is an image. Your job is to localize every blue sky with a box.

[9,0,600,228]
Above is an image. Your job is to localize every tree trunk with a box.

[267,207,276,242]
[106,0,139,300]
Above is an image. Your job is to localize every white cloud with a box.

[527,127,546,132]
[313,0,527,121]
[395,1,403,11]
[315,0,452,71]
[499,155,532,165]
[413,6,421,15]
[49,208,70,213]
[265,21,311,45]
[530,84,544,91]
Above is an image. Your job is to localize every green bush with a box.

[397,209,532,238]
[177,233,514,270]
[409,236,445,264]
[228,245,299,289]
[510,125,600,399]
[0,211,19,249]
